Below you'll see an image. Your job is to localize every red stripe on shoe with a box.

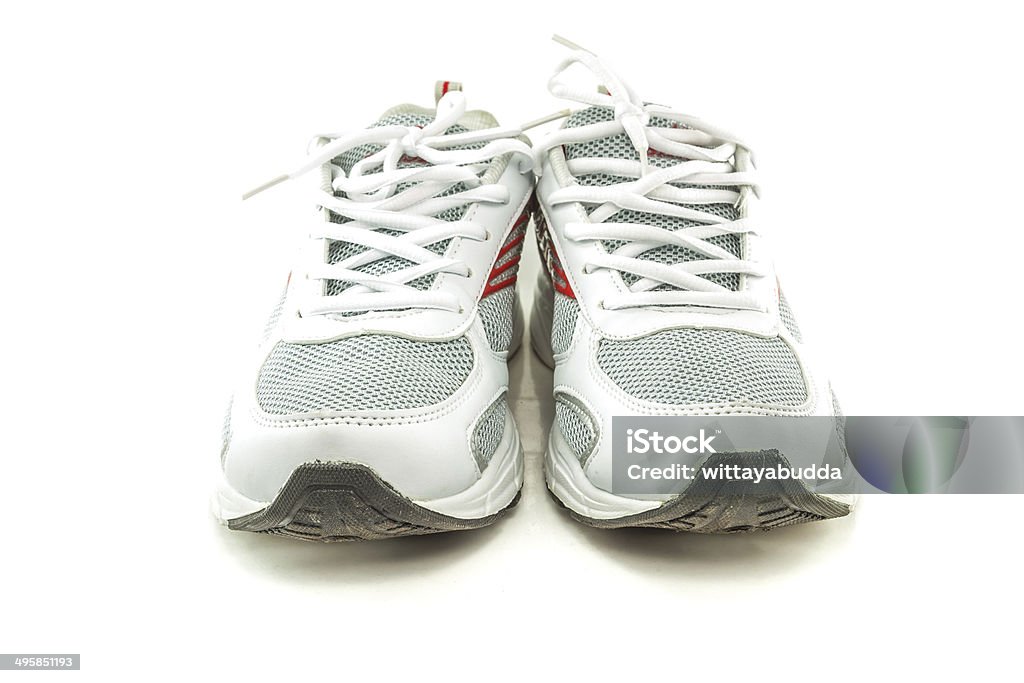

[496,232,526,261]
[489,253,522,280]
[480,276,517,298]
[479,210,529,300]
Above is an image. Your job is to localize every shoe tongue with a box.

[562,105,743,292]
[563,105,709,169]
[334,109,446,175]
[335,102,501,174]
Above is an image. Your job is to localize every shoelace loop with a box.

[535,37,766,312]
[244,91,534,317]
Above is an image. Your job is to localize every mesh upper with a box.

[479,287,515,352]
[563,108,809,409]
[256,335,474,415]
[830,387,847,460]
[471,396,508,471]
[597,329,808,407]
[551,293,579,355]
[220,398,233,466]
[779,292,803,342]
[261,289,287,343]
[563,106,741,290]
[555,397,597,465]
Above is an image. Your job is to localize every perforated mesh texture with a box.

[778,292,803,342]
[257,335,474,414]
[597,329,808,407]
[563,106,741,291]
[479,287,515,352]
[261,289,287,343]
[551,293,579,355]
[220,398,233,466]
[830,387,849,464]
[555,397,597,466]
[324,112,487,298]
[471,396,508,472]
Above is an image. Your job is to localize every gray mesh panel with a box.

[471,396,508,472]
[563,106,742,291]
[479,287,515,352]
[261,289,287,343]
[778,292,803,342]
[257,335,474,414]
[551,293,579,355]
[220,398,233,466]
[830,387,849,464]
[564,107,701,166]
[555,397,597,466]
[597,329,808,407]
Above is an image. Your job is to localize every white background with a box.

[1,1,1022,680]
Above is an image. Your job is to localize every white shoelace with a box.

[245,91,534,316]
[534,38,767,312]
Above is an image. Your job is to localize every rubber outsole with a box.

[553,451,852,533]
[228,462,520,542]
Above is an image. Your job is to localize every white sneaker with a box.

[531,40,852,532]
[214,85,534,541]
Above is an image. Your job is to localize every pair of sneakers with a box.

[213,39,850,541]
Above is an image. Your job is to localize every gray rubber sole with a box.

[228,462,520,542]
[555,450,852,533]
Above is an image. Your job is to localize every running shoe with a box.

[214,83,535,541]
[531,40,853,532]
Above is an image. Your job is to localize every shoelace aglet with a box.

[242,174,289,201]
[520,109,572,132]
[551,34,590,53]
